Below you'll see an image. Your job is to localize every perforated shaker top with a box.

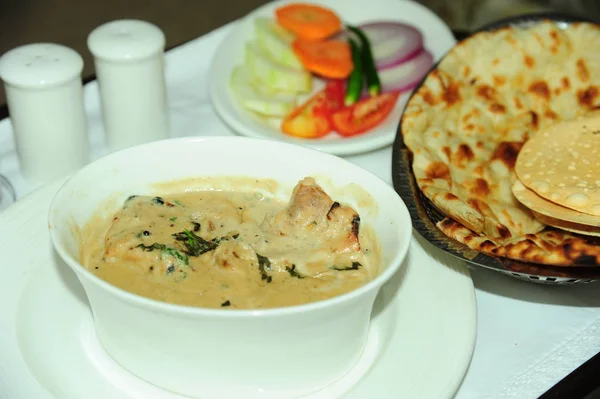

[87,19,166,62]
[0,43,84,89]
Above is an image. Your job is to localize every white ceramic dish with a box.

[0,176,475,399]
[47,136,412,399]
[208,0,457,156]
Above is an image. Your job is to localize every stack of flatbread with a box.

[512,111,600,237]
[401,20,600,266]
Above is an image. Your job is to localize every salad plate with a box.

[0,178,476,399]
[209,0,456,156]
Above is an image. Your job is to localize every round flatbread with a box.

[531,211,600,237]
[511,177,600,227]
[401,20,600,266]
[515,110,600,216]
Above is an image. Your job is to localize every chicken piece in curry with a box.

[81,177,380,309]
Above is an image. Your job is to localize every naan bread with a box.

[401,21,600,266]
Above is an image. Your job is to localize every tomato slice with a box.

[281,80,345,139]
[331,92,400,137]
[322,79,345,116]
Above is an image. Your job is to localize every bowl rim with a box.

[49,136,412,318]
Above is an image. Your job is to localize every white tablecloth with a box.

[1,21,600,399]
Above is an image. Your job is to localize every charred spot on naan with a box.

[442,80,461,106]
[528,81,551,100]
[493,75,507,86]
[544,109,559,120]
[489,103,507,114]
[529,111,539,129]
[477,85,497,101]
[422,87,438,106]
[464,179,491,198]
[496,224,512,240]
[523,55,535,68]
[452,144,475,168]
[576,59,591,82]
[513,96,525,110]
[425,161,451,181]
[461,65,471,79]
[442,146,452,162]
[466,198,492,215]
[558,239,600,265]
[577,86,599,108]
[492,141,523,170]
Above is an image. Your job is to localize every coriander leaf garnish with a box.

[172,229,240,257]
[172,229,218,256]
[136,243,189,267]
[331,261,362,271]
[152,196,165,205]
[137,243,166,252]
[285,264,305,279]
[162,247,189,265]
[256,253,272,283]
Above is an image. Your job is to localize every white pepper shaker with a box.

[87,19,170,151]
[0,43,89,185]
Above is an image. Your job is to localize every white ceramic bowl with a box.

[48,136,412,399]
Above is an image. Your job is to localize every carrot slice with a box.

[292,39,353,79]
[275,3,342,41]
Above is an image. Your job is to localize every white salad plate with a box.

[209,0,456,156]
[0,178,476,399]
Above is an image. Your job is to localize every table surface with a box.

[1,5,600,399]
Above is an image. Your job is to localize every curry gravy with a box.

[80,178,380,309]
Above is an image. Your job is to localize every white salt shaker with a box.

[88,19,170,151]
[0,43,89,185]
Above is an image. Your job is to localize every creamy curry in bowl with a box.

[48,135,411,399]
[80,177,380,309]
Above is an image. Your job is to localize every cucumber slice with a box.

[230,65,297,117]
[245,41,312,93]
[254,17,303,70]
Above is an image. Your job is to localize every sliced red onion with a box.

[379,49,434,93]
[337,21,425,70]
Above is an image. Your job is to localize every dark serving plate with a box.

[392,12,600,285]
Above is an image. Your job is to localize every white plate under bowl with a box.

[0,179,476,399]
[209,0,456,156]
